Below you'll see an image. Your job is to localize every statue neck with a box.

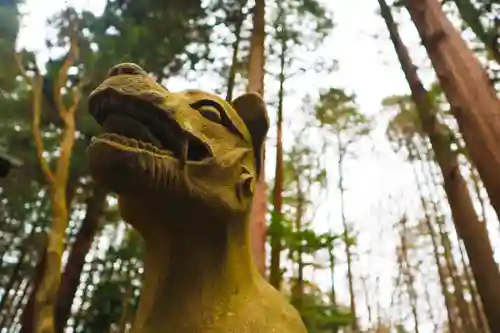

[132,213,259,333]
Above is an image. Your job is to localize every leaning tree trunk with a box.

[405,0,500,224]
[55,184,108,332]
[415,139,475,332]
[409,145,458,333]
[379,1,500,332]
[247,0,267,276]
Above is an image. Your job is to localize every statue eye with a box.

[198,105,222,123]
[190,100,222,123]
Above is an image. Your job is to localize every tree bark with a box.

[15,24,81,333]
[269,9,286,289]
[338,142,358,333]
[55,184,108,332]
[291,177,304,311]
[21,250,47,333]
[405,0,500,224]
[247,0,267,276]
[398,215,420,333]
[415,141,475,332]
[379,1,500,332]
[458,239,489,333]
[410,153,458,333]
[225,3,246,102]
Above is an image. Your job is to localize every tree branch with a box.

[14,52,56,184]
[54,23,80,119]
[32,74,56,185]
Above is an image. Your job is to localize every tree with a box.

[247,0,268,276]
[13,9,84,333]
[404,0,500,226]
[268,0,332,290]
[314,88,372,333]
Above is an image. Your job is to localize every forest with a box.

[0,0,499,332]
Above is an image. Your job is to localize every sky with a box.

[14,0,500,332]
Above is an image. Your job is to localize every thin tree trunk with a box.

[327,236,338,333]
[422,145,488,333]
[0,224,38,314]
[292,179,304,310]
[436,213,474,331]
[21,250,47,333]
[398,215,420,333]
[338,142,358,333]
[405,0,500,224]
[225,3,246,102]
[71,241,100,332]
[0,278,22,328]
[414,139,475,332]
[458,238,489,333]
[469,164,488,224]
[360,274,373,325]
[420,269,438,331]
[55,184,108,332]
[5,278,31,332]
[269,9,286,289]
[379,1,500,331]
[116,268,134,333]
[247,0,267,276]
[409,152,457,333]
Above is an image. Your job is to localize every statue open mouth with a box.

[89,89,213,164]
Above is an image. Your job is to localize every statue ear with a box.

[231,92,269,176]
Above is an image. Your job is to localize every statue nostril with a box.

[108,63,146,77]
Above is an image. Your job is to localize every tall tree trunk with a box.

[291,178,304,310]
[55,184,108,332]
[269,10,286,289]
[398,215,420,333]
[0,278,22,328]
[21,250,47,333]
[15,24,81,333]
[5,278,30,331]
[414,140,475,332]
[71,242,101,332]
[338,141,358,333]
[436,213,474,331]
[420,269,438,331]
[379,1,500,331]
[405,0,500,223]
[468,163,488,224]
[246,0,267,276]
[327,236,338,333]
[225,3,246,102]
[422,143,488,333]
[409,149,458,333]
[0,224,38,314]
[458,239,489,333]
[359,274,373,326]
